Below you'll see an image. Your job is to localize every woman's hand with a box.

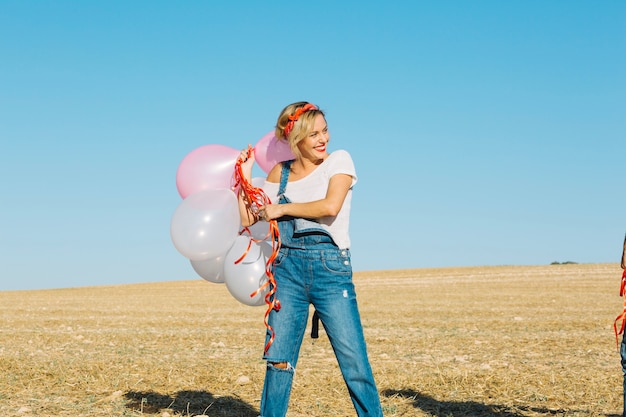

[238,146,255,176]
[258,204,283,222]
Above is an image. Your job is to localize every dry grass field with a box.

[0,263,624,417]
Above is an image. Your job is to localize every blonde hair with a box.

[275,101,325,158]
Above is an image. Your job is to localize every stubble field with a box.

[0,263,623,417]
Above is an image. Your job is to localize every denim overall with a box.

[259,161,383,417]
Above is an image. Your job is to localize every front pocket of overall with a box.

[321,255,352,275]
[273,249,288,268]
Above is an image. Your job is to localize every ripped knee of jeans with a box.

[267,361,294,372]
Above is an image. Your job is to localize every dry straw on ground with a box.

[0,263,623,416]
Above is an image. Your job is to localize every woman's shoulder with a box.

[328,149,351,160]
[325,149,353,167]
[266,160,291,183]
[326,149,354,168]
[324,150,356,183]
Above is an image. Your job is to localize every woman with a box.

[237,102,384,417]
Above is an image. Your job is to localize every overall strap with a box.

[277,160,293,197]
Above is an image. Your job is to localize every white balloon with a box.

[190,256,225,283]
[170,189,239,261]
[223,235,273,306]
[245,220,271,241]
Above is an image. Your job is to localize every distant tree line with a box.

[550,261,578,265]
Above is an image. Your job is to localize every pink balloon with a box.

[254,131,295,174]
[176,144,240,199]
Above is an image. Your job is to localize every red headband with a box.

[283,103,318,138]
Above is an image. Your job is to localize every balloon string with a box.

[234,146,281,355]
[614,269,626,349]
[233,235,253,265]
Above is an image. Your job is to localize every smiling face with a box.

[296,113,330,162]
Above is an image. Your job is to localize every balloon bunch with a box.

[170,132,295,310]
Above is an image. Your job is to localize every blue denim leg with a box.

[259,363,295,417]
[259,248,312,417]
[309,249,383,417]
[259,244,383,417]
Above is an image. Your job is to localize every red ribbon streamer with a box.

[613,269,626,348]
[233,146,282,354]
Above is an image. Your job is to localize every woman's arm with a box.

[621,234,626,269]
[237,149,260,227]
[259,173,353,221]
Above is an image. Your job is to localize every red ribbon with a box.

[613,269,626,348]
[283,103,318,138]
[233,146,282,354]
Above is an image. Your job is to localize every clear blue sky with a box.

[1,1,624,291]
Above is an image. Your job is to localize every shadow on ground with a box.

[383,389,596,417]
[124,390,258,417]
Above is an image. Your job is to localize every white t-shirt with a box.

[262,149,357,249]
